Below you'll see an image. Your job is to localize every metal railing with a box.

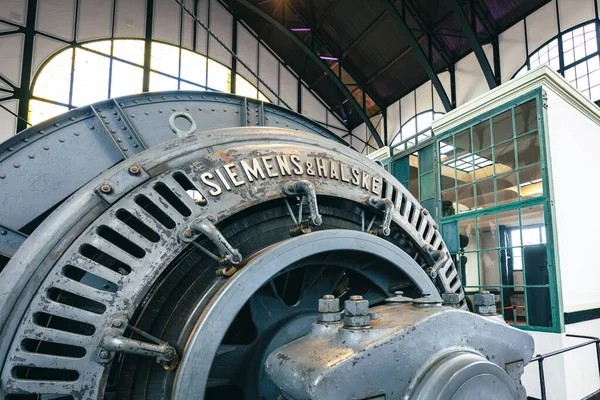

[531,334,600,400]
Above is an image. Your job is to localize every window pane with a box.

[496,171,518,206]
[151,42,179,77]
[207,59,231,92]
[477,214,497,250]
[504,287,527,325]
[439,138,455,191]
[113,39,145,66]
[180,49,207,86]
[479,250,500,286]
[492,109,513,144]
[441,190,457,217]
[82,41,111,56]
[526,287,552,327]
[498,209,520,247]
[516,132,540,167]
[258,91,270,102]
[457,184,475,213]
[33,48,73,105]
[493,140,516,171]
[475,177,495,209]
[472,119,491,151]
[28,99,68,125]
[473,148,494,181]
[110,61,143,98]
[179,81,206,91]
[514,100,537,135]
[519,164,543,200]
[72,49,110,106]
[149,72,178,92]
[235,74,258,99]
[454,129,472,158]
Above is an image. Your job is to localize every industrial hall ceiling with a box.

[228,0,551,130]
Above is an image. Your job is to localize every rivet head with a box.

[54,123,60,127]
[99,350,109,359]
[23,138,29,142]
[183,230,193,238]
[129,165,140,175]
[0,230,6,235]
[74,132,80,136]
[59,138,65,143]
[70,117,75,121]
[13,163,20,168]
[39,130,45,134]
[100,184,112,193]
[0,173,6,179]
[7,147,14,151]
[89,126,95,130]
[112,320,123,328]
[28,154,34,159]
[43,146,50,150]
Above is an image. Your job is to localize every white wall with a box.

[0,0,348,143]
[545,87,600,313]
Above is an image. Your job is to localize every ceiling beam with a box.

[448,0,497,89]
[236,0,384,147]
[380,0,452,112]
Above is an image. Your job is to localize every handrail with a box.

[530,334,600,400]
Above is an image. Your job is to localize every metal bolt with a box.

[318,294,340,323]
[0,230,6,235]
[394,291,404,295]
[99,350,109,359]
[112,320,123,328]
[129,165,140,175]
[343,295,370,328]
[183,230,193,238]
[100,184,112,194]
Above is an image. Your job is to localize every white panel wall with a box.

[114,0,145,38]
[181,0,195,50]
[526,1,558,52]
[237,24,258,82]
[0,99,18,143]
[258,44,278,102]
[37,0,75,41]
[278,65,297,110]
[301,85,326,124]
[455,52,488,106]
[32,35,66,80]
[415,81,432,114]
[77,0,113,42]
[386,99,401,143]
[208,0,232,67]
[153,0,181,45]
[0,34,23,87]
[433,71,451,113]
[499,21,527,83]
[558,0,595,31]
[400,91,415,125]
[0,0,27,26]
[545,87,600,314]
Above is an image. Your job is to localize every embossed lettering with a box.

[290,155,303,175]
[201,172,222,196]
[241,158,265,182]
[316,158,328,178]
[262,156,278,178]
[224,163,244,187]
[214,169,231,190]
[276,155,292,176]
[351,168,360,185]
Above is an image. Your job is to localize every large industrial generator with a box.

[0,93,533,399]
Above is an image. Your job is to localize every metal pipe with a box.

[537,357,547,400]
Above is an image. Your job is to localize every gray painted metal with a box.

[447,0,497,89]
[265,303,534,399]
[0,225,27,258]
[0,91,344,231]
[0,127,461,398]
[173,230,441,398]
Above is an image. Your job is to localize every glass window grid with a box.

[514,20,600,103]
[391,110,444,152]
[29,39,270,124]
[450,204,549,328]
[440,110,541,214]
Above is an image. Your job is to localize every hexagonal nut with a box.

[474,292,495,306]
[318,297,340,313]
[343,314,370,328]
[317,311,341,323]
[442,292,461,305]
[344,298,369,316]
[475,305,496,315]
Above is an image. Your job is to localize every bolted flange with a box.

[343,295,370,328]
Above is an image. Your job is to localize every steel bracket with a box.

[367,196,394,236]
[282,180,322,226]
[179,216,243,265]
[0,225,27,258]
[96,164,150,204]
[97,314,178,369]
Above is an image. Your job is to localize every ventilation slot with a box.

[173,171,207,206]
[400,194,407,216]
[450,274,459,288]
[33,312,95,336]
[97,225,145,259]
[422,223,430,241]
[21,338,86,358]
[6,396,74,400]
[445,264,454,279]
[46,288,107,315]
[407,204,416,224]
[115,209,160,243]
[415,211,423,230]
[62,265,118,293]
[154,182,191,216]
[437,242,444,251]
[12,366,79,382]
[134,194,176,229]
[429,232,438,246]
[391,187,398,205]
[79,244,132,275]
[381,179,388,199]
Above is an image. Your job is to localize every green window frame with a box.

[436,90,561,333]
